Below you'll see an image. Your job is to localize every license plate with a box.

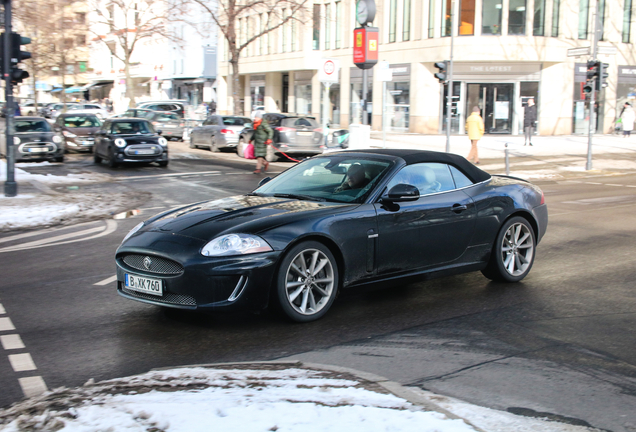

[163,124,175,128]
[297,131,313,136]
[125,273,162,296]
[28,148,47,152]
[135,149,155,155]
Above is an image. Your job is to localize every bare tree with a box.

[187,0,310,115]
[87,0,183,107]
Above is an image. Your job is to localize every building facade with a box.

[217,0,636,135]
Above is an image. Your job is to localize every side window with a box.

[449,166,474,189]
[101,121,111,132]
[386,163,457,196]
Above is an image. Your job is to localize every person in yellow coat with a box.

[465,106,485,164]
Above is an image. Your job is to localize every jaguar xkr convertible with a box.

[116,149,548,322]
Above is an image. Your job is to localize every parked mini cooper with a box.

[0,117,65,162]
[93,118,168,168]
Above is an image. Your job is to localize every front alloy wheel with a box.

[276,241,338,322]
[482,216,535,282]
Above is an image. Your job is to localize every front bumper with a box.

[116,236,281,311]
[66,137,94,152]
[16,142,64,161]
[115,145,168,163]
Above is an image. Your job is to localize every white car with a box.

[51,103,110,121]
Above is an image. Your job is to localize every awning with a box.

[82,80,114,90]
[192,78,207,84]
[65,86,85,94]
[50,87,63,93]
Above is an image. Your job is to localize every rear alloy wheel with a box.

[276,241,338,322]
[482,216,536,282]
[236,138,245,158]
[210,135,219,152]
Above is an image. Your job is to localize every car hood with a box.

[117,134,160,144]
[141,195,352,241]
[16,132,55,141]
[63,126,99,136]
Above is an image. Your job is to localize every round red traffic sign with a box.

[324,60,335,75]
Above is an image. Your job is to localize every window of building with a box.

[441,0,452,36]
[552,0,560,36]
[403,0,412,40]
[579,0,589,39]
[389,0,397,42]
[460,0,475,35]
[75,12,85,24]
[325,4,331,49]
[598,0,607,40]
[282,9,287,52]
[624,0,633,43]
[533,0,546,35]
[291,16,297,51]
[76,35,85,46]
[482,0,502,35]
[108,4,115,31]
[428,0,435,37]
[64,38,74,50]
[509,0,526,35]
[259,14,264,55]
[313,4,320,50]
[335,1,342,48]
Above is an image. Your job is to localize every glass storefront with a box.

[295,84,312,115]
[616,66,636,133]
[386,82,410,131]
[320,83,340,125]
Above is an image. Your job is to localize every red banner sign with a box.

[353,27,379,70]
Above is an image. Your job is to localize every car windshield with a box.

[15,120,52,133]
[282,117,320,128]
[253,155,393,203]
[154,113,179,121]
[223,117,251,126]
[62,116,101,127]
[112,121,154,134]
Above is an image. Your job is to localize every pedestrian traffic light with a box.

[10,32,31,84]
[597,62,609,89]
[583,80,593,96]
[434,61,447,83]
[586,60,598,81]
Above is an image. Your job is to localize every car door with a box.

[95,121,111,157]
[374,162,477,275]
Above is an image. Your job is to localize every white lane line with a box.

[18,376,48,398]
[606,184,625,187]
[584,182,603,185]
[114,170,222,180]
[1,334,25,350]
[626,185,636,188]
[0,221,100,245]
[0,303,5,314]
[0,317,16,331]
[8,353,37,372]
[0,226,105,250]
[94,275,117,286]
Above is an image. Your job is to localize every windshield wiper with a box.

[273,193,326,202]
[245,192,266,197]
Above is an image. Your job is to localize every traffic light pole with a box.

[586,0,601,171]
[3,0,17,196]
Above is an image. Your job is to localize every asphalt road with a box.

[1,148,636,431]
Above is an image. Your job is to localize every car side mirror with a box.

[157,130,163,135]
[383,184,420,203]
[258,177,272,187]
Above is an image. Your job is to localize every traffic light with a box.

[434,61,447,83]
[10,32,31,84]
[586,60,598,81]
[598,62,609,89]
[583,81,593,95]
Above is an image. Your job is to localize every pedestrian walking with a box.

[620,102,635,137]
[251,111,273,174]
[465,106,484,164]
[524,98,537,146]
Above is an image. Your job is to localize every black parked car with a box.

[53,113,102,153]
[0,117,65,162]
[93,118,168,168]
[237,113,324,161]
[115,149,548,322]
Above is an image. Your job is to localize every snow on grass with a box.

[0,160,110,184]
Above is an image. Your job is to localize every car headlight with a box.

[63,131,77,138]
[122,221,144,243]
[13,137,20,145]
[158,137,168,147]
[52,135,62,143]
[114,138,127,148]
[201,234,272,257]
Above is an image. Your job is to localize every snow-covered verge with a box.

[0,366,601,432]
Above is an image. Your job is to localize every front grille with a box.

[125,144,161,156]
[121,287,196,306]
[20,143,56,154]
[122,254,183,275]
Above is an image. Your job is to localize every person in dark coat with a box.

[251,111,273,174]
[524,98,537,146]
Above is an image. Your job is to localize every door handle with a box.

[451,204,468,213]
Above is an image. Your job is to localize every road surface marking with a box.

[95,275,117,286]
[0,303,5,314]
[1,334,25,350]
[0,317,16,331]
[114,170,222,180]
[0,221,98,245]
[8,353,37,372]
[18,376,48,398]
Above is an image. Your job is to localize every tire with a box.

[236,138,245,158]
[275,241,339,323]
[93,153,102,164]
[210,135,219,152]
[54,155,64,163]
[481,216,536,282]
[265,145,278,162]
[107,152,118,168]
[158,160,168,167]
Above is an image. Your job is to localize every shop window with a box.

[552,0,560,36]
[389,0,397,42]
[460,0,475,35]
[325,4,331,50]
[403,0,412,40]
[624,0,633,43]
[579,0,589,39]
[508,0,526,35]
[387,82,410,132]
[296,84,312,115]
[313,4,320,50]
[533,0,546,36]
[482,0,502,35]
[441,0,452,36]
[350,83,373,125]
[428,0,435,37]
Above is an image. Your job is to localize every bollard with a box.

[505,143,510,176]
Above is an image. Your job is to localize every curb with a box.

[152,360,487,432]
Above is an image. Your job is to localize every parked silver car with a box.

[189,115,251,152]
[51,103,110,121]
[148,111,185,140]
[0,117,65,162]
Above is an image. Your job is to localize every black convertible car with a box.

[116,149,548,322]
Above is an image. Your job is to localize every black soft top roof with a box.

[333,148,492,183]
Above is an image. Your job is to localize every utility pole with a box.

[3,0,17,197]
[445,0,456,153]
[586,0,601,171]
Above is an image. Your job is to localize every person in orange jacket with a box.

[465,106,484,164]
